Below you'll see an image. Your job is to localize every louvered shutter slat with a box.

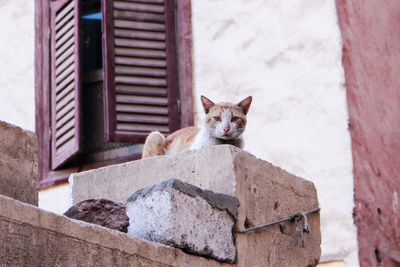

[115,76,166,87]
[56,37,75,58]
[56,63,75,84]
[103,0,180,142]
[56,27,75,50]
[116,104,168,115]
[115,85,167,97]
[56,90,74,111]
[56,72,74,93]
[113,1,165,14]
[56,81,75,103]
[120,0,164,4]
[115,57,166,68]
[56,44,75,66]
[114,20,165,32]
[115,66,166,77]
[55,1,74,24]
[55,5,74,32]
[114,10,165,23]
[51,0,82,169]
[56,56,74,77]
[55,128,75,150]
[117,123,169,132]
[55,20,75,43]
[115,47,166,59]
[56,119,75,139]
[115,38,166,50]
[116,95,168,105]
[117,114,168,124]
[114,29,165,41]
[56,109,75,130]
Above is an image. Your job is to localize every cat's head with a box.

[200,95,252,140]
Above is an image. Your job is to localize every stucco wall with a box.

[191,0,357,265]
[336,1,400,266]
[0,0,35,131]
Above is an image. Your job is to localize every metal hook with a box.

[294,212,310,248]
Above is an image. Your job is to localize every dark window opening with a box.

[82,1,102,73]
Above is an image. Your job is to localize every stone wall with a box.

[0,194,229,267]
[0,121,38,205]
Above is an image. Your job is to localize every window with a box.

[35,0,193,188]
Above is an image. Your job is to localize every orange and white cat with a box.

[142,95,252,158]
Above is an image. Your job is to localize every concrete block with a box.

[0,194,231,266]
[0,121,38,205]
[71,145,321,266]
[126,178,239,263]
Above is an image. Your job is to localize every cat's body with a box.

[141,96,252,158]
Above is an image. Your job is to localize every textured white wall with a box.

[191,0,358,265]
[0,0,35,131]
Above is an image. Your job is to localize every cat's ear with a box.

[237,96,252,115]
[200,95,215,114]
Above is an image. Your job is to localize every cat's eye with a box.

[231,116,239,122]
[213,116,221,121]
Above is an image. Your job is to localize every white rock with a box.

[126,178,239,263]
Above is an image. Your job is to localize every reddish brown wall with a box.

[335,1,400,266]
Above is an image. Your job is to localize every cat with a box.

[141,95,252,158]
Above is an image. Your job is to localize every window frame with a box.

[35,0,194,189]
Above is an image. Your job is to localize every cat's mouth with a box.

[219,134,233,140]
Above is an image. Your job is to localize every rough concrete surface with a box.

[71,145,321,266]
[0,194,232,267]
[64,199,129,233]
[0,120,38,205]
[126,178,238,263]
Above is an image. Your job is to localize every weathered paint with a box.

[336,1,400,266]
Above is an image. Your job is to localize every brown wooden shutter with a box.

[50,0,82,169]
[102,0,180,143]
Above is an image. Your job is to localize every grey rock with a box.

[126,178,239,263]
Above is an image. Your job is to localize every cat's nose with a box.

[223,125,230,133]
